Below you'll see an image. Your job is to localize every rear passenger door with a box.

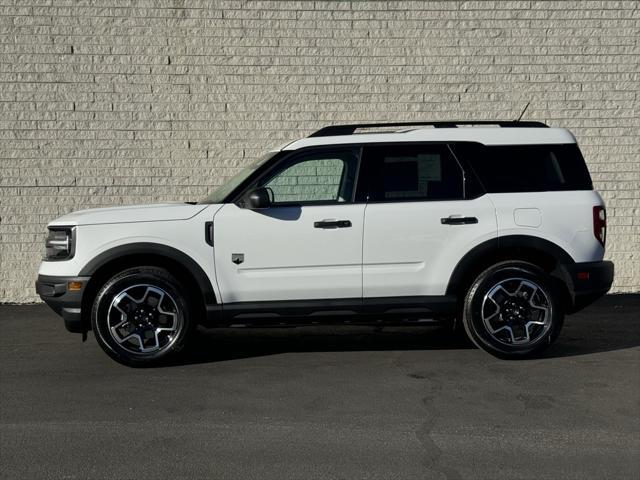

[360,143,497,298]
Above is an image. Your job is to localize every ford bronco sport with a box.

[36,121,614,365]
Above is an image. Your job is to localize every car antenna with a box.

[515,101,531,122]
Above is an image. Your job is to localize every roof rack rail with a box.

[308,121,548,137]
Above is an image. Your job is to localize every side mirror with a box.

[247,187,272,209]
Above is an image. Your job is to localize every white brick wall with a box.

[1,0,638,302]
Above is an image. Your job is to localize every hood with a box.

[48,203,210,227]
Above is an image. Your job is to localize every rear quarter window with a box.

[453,143,593,193]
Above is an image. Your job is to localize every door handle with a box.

[441,216,478,225]
[204,221,214,246]
[314,219,352,229]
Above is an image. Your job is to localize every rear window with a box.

[453,143,592,193]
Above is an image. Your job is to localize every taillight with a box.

[593,206,606,247]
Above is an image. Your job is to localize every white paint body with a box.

[39,127,606,304]
[489,190,605,262]
[212,203,365,302]
[362,196,498,297]
[40,203,225,302]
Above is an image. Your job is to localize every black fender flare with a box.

[79,242,217,305]
[445,235,575,296]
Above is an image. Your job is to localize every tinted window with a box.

[361,144,464,201]
[454,143,592,193]
[258,148,360,204]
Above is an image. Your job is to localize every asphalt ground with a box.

[1,296,639,480]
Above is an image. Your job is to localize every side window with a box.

[362,144,464,202]
[258,148,360,204]
[454,143,593,193]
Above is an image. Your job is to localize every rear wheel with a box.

[91,266,193,366]
[462,261,564,358]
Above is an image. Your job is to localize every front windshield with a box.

[199,152,277,204]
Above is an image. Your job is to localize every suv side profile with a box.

[36,121,614,366]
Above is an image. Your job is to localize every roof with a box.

[283,127,576,151]
[308,121,548,136]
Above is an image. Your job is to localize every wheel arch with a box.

[79,243,216,328]
[446,235,574,309]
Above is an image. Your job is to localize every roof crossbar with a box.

[308,121,548,137]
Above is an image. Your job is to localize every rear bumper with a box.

[35,275,90,333]
[560,260,614,313]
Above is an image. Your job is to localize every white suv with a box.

[36,121,614,365]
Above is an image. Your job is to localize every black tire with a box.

[91,266,194,367]
[462,261,564,359]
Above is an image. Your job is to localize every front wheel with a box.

[91,266,193,366]
[462,261,564,359]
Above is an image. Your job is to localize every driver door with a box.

[213,147,364,304]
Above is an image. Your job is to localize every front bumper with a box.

[35,275,90,333]
[560,260,614,313]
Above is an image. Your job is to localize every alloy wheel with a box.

[107,284,183,355]
[480,277,552,346]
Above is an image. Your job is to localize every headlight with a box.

[45,227,75,261]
